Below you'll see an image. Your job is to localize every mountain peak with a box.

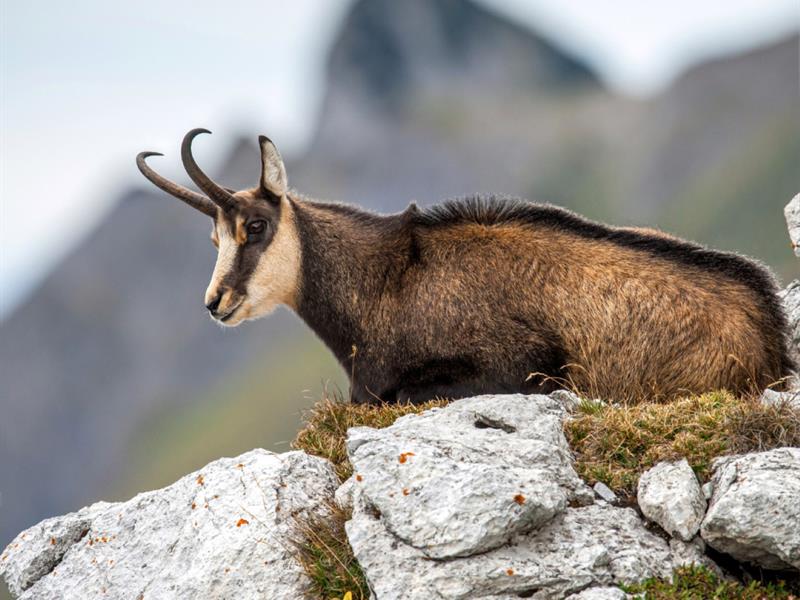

[325,0,600,112]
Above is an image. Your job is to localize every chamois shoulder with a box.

[414,194,782,298]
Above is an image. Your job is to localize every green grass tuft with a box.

[292,502,368,600]
[622,565,798,599]
[565,390,800,497]
[291,392,447,599]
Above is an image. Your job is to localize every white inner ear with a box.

[260,138,287,196]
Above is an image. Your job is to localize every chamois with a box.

[137,129,794,404]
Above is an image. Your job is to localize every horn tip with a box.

[187,127,212,137]
[258,135,273,145]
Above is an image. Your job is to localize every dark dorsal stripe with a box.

[414,194,783,300]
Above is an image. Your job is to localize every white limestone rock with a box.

[701,481,714,501]
[637,459,706,542]
[593,482,618,504]
[669,537,725,578]
[346,502,672,600]
[549,389,583,412]
[700,448,800,571]
[779,280,800,361]
[346,394,592,559]
[335,475,356,512]
[784,193,800,257]
[0,449,339,599]
[565,587,628,599]
[760,388,800,411]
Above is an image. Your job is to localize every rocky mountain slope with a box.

[1,0,797,551]
[3,391,799,599]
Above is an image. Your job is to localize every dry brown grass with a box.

[291,392,447,599]
[623,565,798,599]
[565,390,800,497]
[292,501,368,600]
[292,392,448,481]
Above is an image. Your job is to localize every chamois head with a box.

[137,129,300,326]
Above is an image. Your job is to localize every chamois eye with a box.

[246,220,267,240]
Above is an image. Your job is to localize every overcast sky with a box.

[1,0,798,317]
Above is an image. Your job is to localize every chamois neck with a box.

[289,195,408,366]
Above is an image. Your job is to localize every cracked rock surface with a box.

[346,394,593,559]
[0,449,338,599]
[347,500,670,600]
[700,448,800,571]
[345,395,672,599]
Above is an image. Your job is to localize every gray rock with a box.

[670,537,724,577]
[779,280,800,361]
[345,395,674,599]
[784,193,800,257]
[637,460,706,541]
[347,502,672,600]
[593,482,618,504]
[0,450,338,599]
[335,475,356,512]
[701,481,714,501]
[549,389,583,412]
[565,587,628,599]
[700,448,800,571]
[760,388,800,411]
[346,394,592,559]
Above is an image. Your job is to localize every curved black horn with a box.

[180,128,237,212]
[136,152,217,218]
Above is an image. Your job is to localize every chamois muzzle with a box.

[135,151,217,217]
[181,128,238,213]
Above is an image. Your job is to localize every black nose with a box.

[205,293,222,314]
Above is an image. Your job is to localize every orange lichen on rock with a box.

[50,538,56,546]
[191,502,196,510]
[402,488,410,496]
[506,568,515,576]
[196,474,205,486]
[513,494,526,505]
[236,518,250,527]
[398,452,416,464]
[355,474,363,482]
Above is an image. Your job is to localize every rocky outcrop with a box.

[700,448,800,571]
[348,501,669,600]
[0,450,338,600]
[345,394,592,559]
[345,395,675,599]
[637,459,706,541]
[4,393,799,599]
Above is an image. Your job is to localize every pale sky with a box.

[1,0,798,317]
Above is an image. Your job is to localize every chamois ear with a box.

[258,135,287,200]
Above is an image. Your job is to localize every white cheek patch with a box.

[245,202,301,317]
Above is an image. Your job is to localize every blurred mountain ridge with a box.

[1,0,798,551]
